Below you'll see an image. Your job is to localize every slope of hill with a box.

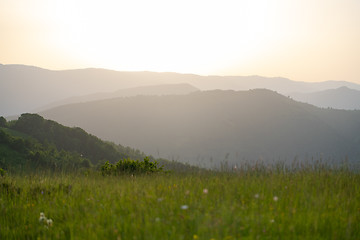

[8,113,131,164]
[0,114,198,172]
[2,64,360,116]
[40,89,360,167]
[0,114,140,171]
[0,127,91,172]
[290,86,360,110]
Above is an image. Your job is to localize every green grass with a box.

[1,168,359,239]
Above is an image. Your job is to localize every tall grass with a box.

[1,165,359,239]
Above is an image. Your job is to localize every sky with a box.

[1,0,360,83]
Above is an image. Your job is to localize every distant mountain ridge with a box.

[35,83,199,112]
[290,86,360,110]
[40,89,360,167]
[2,64,360,116]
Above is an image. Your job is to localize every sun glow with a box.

[47,0,278,74]
[1,0,360,82]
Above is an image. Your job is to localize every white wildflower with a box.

[181,205,189,210]
[273,196,278,202]
[39,212,47,222]
[47,219,53,227]
[270,219,275,223]
[254,194,259,199]
[203,188,208,194]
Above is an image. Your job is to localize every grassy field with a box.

[1,167,359,239]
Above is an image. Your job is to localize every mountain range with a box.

[290,86,360,110]
[35,83,199,112]
[2,64,360,116]
[40,89,360,167]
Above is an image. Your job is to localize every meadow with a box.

[1,166,359,239]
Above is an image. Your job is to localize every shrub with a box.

[101,157,163,176]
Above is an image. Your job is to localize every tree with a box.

[0,116,6,128]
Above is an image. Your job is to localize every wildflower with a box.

[273,196,278,202]
[181,205,189,210]
[203,188,208,194]
[254,194,259,199]
[193,234,199,239]
[39,212,46,222]
[47,219,53,227]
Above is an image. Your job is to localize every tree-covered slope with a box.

[9,113,130,165]
[0,128,91,172]
[0,114,199,172]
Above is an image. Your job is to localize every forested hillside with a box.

[9,113,130,164]
[0,127,90,172]
[0,114,197,173]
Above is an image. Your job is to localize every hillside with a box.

[0,127,91,172]
[40,89,360,167]
[8,114,131,164]
[1,114,197,172]
[290,86,360,110]
[2,64,360,116]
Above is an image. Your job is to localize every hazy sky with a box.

[1,0,359,83]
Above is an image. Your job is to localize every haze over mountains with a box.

[35,83,199,112]
[41,89,360,167]
[2,64,360,116]
[291,87,360,110]
[2,64,360,167]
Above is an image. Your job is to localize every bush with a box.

[101,157,163,175]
